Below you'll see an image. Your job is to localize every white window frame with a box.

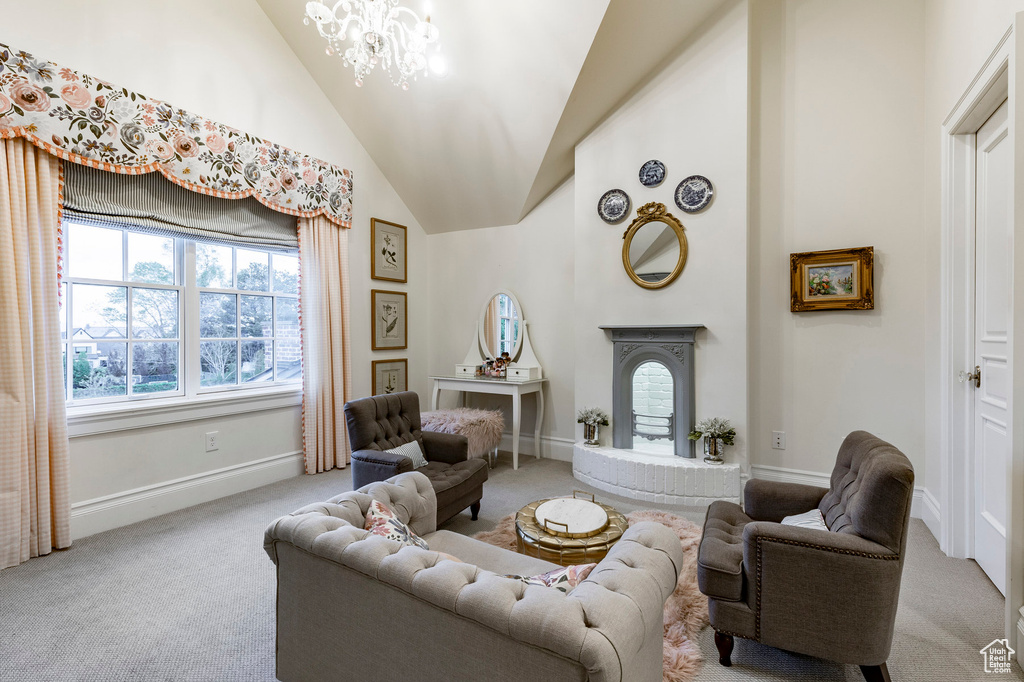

[62,220,303,432]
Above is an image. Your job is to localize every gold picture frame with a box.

[372,359,408,396]
[371,218,407,283]
[790,246,874,312]
[371,289,408,350]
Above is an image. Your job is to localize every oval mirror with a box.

[478,290,523,360]
[622,202,687,289]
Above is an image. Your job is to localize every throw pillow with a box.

[385,440,428,469]
[781,508,828,531]
[364,499,429,549]
[505,563,597,594]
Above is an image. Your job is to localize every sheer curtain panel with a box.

[298,215,352,474]
[0,138,71,570]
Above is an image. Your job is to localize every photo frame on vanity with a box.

[371,218,407,283]
[371,289,408,350]
[372,359,408,395]
[790,246,874,312]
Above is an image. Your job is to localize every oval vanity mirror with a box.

[478,290,522,360]
[622,202,687,289]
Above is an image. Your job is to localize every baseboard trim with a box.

[70,451,305,539]
[750,464,928,520]
[497,433,575,462]
[920,487,942,539]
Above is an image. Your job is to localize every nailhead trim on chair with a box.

[753,536,900,642]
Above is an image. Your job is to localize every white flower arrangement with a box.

[576,407,610,426]
[687,417,736,445]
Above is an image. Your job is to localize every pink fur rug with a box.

[422,408,504,459]
[473,510,709,682]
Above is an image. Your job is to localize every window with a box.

[61,221,301,405]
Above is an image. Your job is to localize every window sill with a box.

[66,386,303,438]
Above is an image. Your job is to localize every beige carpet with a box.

[474,509,709,682]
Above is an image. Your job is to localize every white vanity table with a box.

[429,375,545,470]
[436,289,545,470]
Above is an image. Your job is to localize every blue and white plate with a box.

[639,160,666,187]
[674,175,714,213]
[598,189,631,224]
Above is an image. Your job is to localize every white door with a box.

[973,98,1010,595]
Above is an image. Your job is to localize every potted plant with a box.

[577,407,610,446]
[688,417,736,464]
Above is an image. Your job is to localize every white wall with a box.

[4,0,427,536]
[426,180,576,458]
[574,2,750,466]
[747,0,928,482]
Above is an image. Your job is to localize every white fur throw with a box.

[421,408,504,459]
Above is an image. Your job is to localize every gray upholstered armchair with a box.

[344,391,488,526]
[697,431,914,682]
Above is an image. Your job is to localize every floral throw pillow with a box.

[505,563,597,594]
[363,499,429,549]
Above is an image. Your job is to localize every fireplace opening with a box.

[631,361,674,455]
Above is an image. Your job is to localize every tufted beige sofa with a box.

[264,471,684,682]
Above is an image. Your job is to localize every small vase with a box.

[704,437,724,465]
[583,423,600,446]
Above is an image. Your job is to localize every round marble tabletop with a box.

[534,498,609,538]
[514,498,628,567]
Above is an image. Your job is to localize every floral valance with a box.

[0,43,352,227]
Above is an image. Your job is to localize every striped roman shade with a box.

[63,163,298,250]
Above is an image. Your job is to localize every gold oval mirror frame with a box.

[621,202,688,289]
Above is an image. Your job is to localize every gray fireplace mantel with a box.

[600,325,705,457]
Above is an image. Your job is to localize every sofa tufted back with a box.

[344,391,424,452]
[817,431,914,554]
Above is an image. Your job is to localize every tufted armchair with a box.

[697,431,914,682]
[265,471,683,682]
[344,391,488,526]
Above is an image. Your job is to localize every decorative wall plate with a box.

[639,160,666,187]
[598,189,631,224]
[674,175,714,213]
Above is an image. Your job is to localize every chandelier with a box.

[304,0,443,90]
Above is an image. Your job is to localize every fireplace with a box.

[600,325,703,457]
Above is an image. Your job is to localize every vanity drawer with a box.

[455,364,478,376]
[507,366,539,380]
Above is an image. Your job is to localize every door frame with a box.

[939,21,1024,653]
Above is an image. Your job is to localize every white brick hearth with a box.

[573,443,741,507]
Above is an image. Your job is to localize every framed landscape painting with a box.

[371,289,408,350]
[371,218,407,283]
[372,359,408,396]
[790,246,874,312]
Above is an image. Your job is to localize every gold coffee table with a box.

[514,492,628,567]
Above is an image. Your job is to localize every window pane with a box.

[241,340,273,383]
[196,243,233,288]
[73,284,127,338]
[272,254,299,294]
[132,342,178,394]
[127,233,175,284]
[240,295,272,337]
[236,249,269,292]
[276,299,302,383]
[200,341,237,387]
[72,342,127,399]
[132,288,179,339]
[200,293,236,338]
[68,223,123,281]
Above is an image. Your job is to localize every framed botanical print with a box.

[371,218,407,283]
[790,246,874,312]
[372,359,408,395]
[371,289,407,350]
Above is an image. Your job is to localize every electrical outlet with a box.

[772,431,786,450]
[205,431,219,452]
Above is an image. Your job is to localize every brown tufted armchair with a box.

[344,391,488,526]
[697,431,914,682]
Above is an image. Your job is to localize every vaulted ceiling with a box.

[256,0,730,233]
